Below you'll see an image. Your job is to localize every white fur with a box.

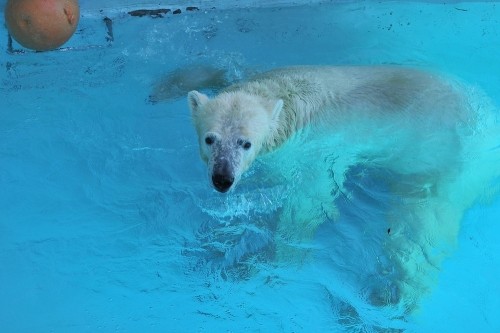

[187,65,500,312]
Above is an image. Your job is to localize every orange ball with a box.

[5,0,80,51]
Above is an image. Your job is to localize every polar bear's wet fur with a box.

[187,66,499,311]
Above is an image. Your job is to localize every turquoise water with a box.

[1,1,500,332]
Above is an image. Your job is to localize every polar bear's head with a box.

[188,90,283,193]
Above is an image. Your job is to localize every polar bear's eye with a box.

[205,136,215,145]
[237,138,251,150]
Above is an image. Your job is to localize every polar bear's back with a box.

[226,66,469,129]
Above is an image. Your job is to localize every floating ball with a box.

[5,0,80,51]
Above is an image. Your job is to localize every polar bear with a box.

[187,66,499,311]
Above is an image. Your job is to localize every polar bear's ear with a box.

[188,90,209,113]
[272,99,283,121]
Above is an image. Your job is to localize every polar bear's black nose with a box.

[212,173,234,193]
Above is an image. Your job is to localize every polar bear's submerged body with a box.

[187,66,499,311]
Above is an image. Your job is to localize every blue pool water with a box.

[1,1,500,332]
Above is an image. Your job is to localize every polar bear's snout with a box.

[211,158,235,193]
[212,172,234,193]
